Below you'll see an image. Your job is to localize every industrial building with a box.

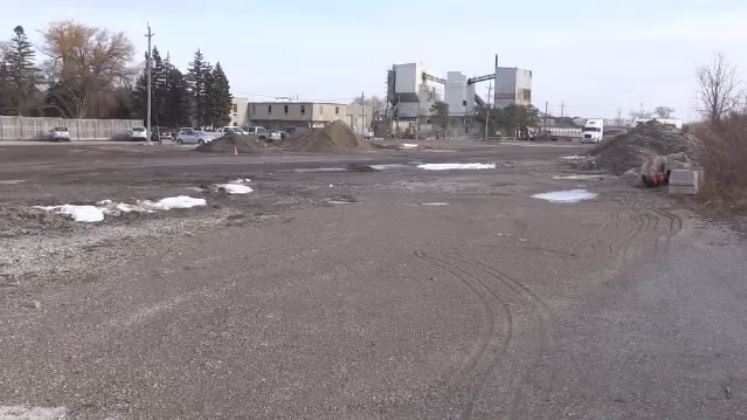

[246,102,373,133]
[386,55,533,136]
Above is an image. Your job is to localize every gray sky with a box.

[2,0,745,120]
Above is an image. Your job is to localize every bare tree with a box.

[697,53,741,125]
[351,95,385,118]
[654,106,675,119]
[42,20,135,118]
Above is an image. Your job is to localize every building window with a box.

[284,105,289,114]
[268,105,272,114]
[233,103,238,113]
[251,104,255,114]
[335,106,339,115]
[520,89,532,102]
[300,105,306,115]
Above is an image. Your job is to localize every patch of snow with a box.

[0,406,67,420]
[185,186,206,193]
[214,184,254,194]
[417,163,496,171]
[33,205,104,223]
[559,155,586,160]
[369,164,411,170]
[0,179,25,185]
[553,175,605,180]
[400,143,418,149]
[97,200,151,215]
[532,189,598,203]
[422,202,450,206]
[229,178,251,184]
[145,196,207,210]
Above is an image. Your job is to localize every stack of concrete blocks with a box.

[669,169,702,195]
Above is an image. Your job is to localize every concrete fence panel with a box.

[0,116,142,141]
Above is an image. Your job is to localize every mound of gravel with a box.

[196,134,261,153]
[284,121,371,153]
[585,121,698,175]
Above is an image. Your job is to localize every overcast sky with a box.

[2,0,745,120]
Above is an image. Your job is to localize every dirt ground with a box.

[1,140,746,419]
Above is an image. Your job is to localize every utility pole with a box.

[544,100,549,135]
[145,24,154,145]
[560,101,565,118]
[484,83,492,142]
[361,91,365,135]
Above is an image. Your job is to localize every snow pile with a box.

[560,155,586,160]
[97,200,146,215]
[532,189,598,203]
[33,205,105,223]
[146,196,207,210]
[35,195,208,222]
[401,143,418,149]
[418,163,496,171]
[98,196,206,214]
[214,184,254,194]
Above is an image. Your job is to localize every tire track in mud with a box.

[451,252,557,419]
[413,251,513,419]
[569,198,626,258]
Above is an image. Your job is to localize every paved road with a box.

[1,143,745,418]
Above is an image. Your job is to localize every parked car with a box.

[245,126,270,140]
[48,127,71,142]
[129,126,148,141]
[270,131,289,141]
[175,129,215,145]
[222,126,247,135]
[158,129,174,141]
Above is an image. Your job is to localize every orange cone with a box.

[234,145,239,156]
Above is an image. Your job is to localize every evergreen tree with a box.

[162,64,192,128]
[4,25,42,115]
[186,49,212,126]
[0,61,12,115]
[205,62,232,127]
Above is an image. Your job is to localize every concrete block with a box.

[669,169,701,187]
[669,185,698,195]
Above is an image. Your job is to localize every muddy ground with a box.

[1,141,745,419]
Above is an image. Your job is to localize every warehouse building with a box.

[246,102,372,134]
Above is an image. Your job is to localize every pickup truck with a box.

[245,126,270,141]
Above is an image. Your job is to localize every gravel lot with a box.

[1,141,745,419]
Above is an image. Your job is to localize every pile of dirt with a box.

[283,121,371,153]
[583,121,698,175]
[195,134,262,153]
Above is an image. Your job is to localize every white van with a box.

[582,119,604,143]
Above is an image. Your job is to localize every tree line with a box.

[0,21,232,127]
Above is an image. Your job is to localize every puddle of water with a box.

[531,189,598,203]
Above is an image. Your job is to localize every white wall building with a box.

[230,97,249,127]
[494,68,533,109]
